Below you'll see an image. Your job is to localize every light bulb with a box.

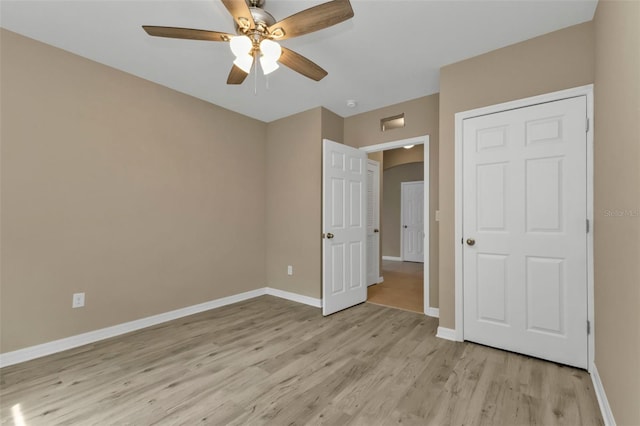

[260,39,282,61]
[234,55,253,73]
[403,145,415,149]
[230,36,252,57]
[260,57,279,75]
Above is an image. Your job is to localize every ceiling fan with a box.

[142,0,354,85]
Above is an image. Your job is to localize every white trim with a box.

[585,88,595,373]
[454,85,595,361]
[436,327,460,341]
[359,136,427,154]
[0,288,267,368]
[367,276,385,287]
[359,135,430,317]
[591,364,617,426]
[0,287,323,368]
[425,307,439,318]
[265,287,322,308]
[382,256,403,262]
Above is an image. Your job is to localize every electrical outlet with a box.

[72,292,85,308]
[287,265,293,276]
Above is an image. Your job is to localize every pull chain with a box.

[254,51,258,96]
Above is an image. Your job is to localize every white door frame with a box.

[453,85,595,371]
[400,181,425,263]
[359,135,434,317]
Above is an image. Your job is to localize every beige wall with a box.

[593,1,640,424]
[438,22,595,328]
[321,108,344,143]
[345,94,439,309]
[0,30,267,352]
[382,163,424,258]
[265,108,324,299]
[384,145,424,170]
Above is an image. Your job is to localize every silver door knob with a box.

[326,233,335,239]
[466,238,476,246]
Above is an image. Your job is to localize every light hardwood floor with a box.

[0,296,603,425]
[368,260,423,313]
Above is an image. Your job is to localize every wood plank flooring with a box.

[0,296,603,425]
[368,260,423,313]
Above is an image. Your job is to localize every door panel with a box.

[526,256,564,335]
[323,140,367,316]
[476,253,508,325]
[463,96,588,369]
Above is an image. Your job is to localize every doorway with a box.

[360,136,432,315]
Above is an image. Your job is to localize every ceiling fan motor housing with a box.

[248,7,276,29]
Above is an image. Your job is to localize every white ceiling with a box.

[1,0,597,122]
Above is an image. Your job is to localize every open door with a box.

[366,159,380,286]
[322,139,367,316]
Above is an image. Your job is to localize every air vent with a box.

[381,113,405,131]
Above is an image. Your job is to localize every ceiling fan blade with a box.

[221,0,255,31]
[268,0,353,41]
[279,47,328,81]
[143,26,233,42]
[227,64,250,84]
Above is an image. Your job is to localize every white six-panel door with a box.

[366,160,380,286]
[322,140,367,316]
[462,96,588,368]
[402,181,424,263]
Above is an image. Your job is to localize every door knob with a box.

[466,238,476,246]
[404,225,408,229]
[374,229,379,233]
[326,233,335,239]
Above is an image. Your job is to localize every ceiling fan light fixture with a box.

[233,55,254,73]
[259,39,282,61]
[230,35,252,57]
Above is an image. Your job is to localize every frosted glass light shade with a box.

[260,57,279,75]
[260,39,282,61]
[233,55,253,73]
[230,36,252,57]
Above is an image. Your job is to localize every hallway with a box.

[367,260,423,313]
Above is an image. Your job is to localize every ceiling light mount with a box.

[346,100,358,108]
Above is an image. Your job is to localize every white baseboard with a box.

[425,307,439,318]
[382,256,403,262]
[265,287,322,308]
[436,326,459,341]
[591,363,616,426]
[0,287,323,368]
[367,277,384,287]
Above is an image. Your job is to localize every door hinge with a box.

[586,118,590,133]
[587,320,591,335]
[586,219,590,233]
